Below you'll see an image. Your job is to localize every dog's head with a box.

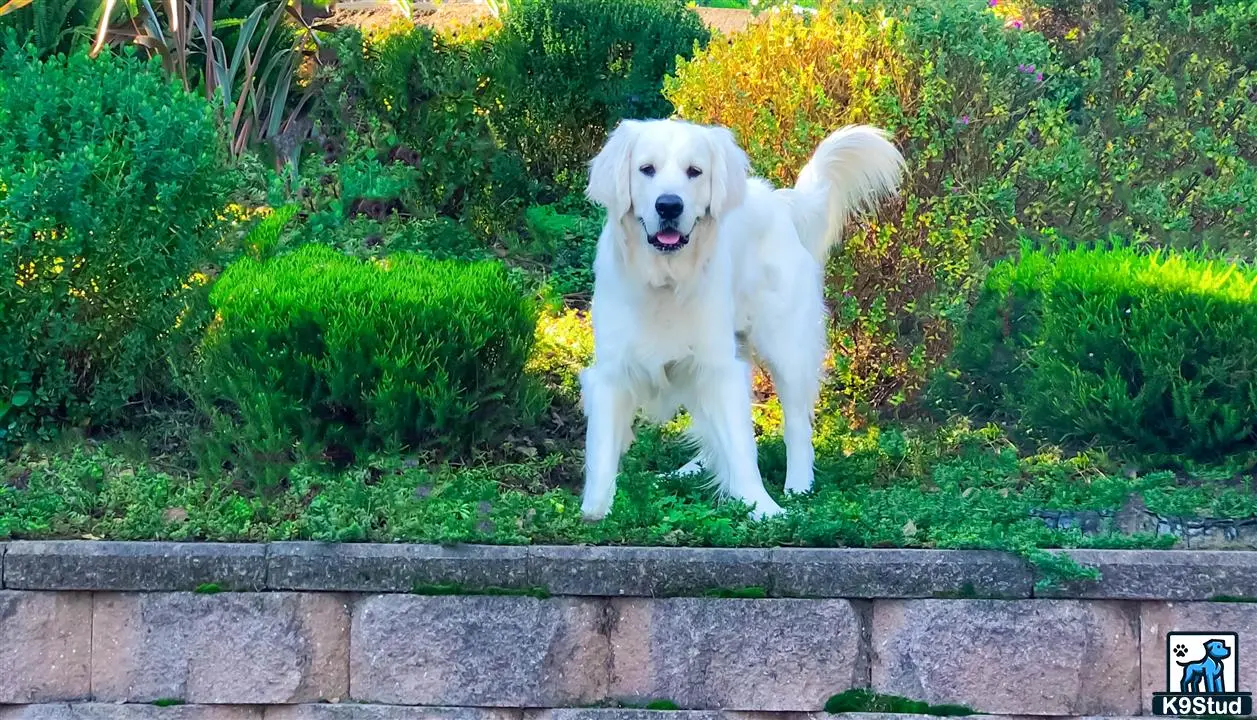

[1206,640,1232,660]
[586,118,749,256]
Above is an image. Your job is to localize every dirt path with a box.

[696,6,754,35]
[325,1,755,35]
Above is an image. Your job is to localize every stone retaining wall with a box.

[1,543,1256,718]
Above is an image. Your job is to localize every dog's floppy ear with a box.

[586,120,642,219]
[706,125,750,218]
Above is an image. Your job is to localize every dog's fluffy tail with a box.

[782,125,905,265]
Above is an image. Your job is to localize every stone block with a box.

[1140,601,1257,713]
[0,706,261,720]
[530,546,770,597]
[265,708,521,720]
[1038,550,1257,600]
[770,549,1033,599]
[350,595,609,706]
[608,598,868,710]
[872,599,1140,715]
[267,542,530,593]
[3,541,265,592]
[0,592,92,702]
[91,592,349,703]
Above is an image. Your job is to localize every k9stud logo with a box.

[1152,632,1253,717]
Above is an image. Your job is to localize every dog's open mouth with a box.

[648,228,689,253]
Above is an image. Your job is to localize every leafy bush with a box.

[941,245,1257,460]
[304,26,531,239]
[516,202,603,301]
[197,244,539,457]
[666,0,1057,419]
[1015,1,1257,256]
[1030,0,1257,68]
[492,0,711,185]
[667,0,1257,421]
[0,40,231,446]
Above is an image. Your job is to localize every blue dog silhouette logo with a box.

[1153,632,1252,716]
[1177,638,1232,693]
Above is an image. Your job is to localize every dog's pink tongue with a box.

[656,229,682,245]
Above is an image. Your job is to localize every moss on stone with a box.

[824,688,976,716]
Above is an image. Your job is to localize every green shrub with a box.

[0,40,231,446]
[1016,2,1257,256]
[942,245,1257,460]
[1031,0,1257,68]
[492,0,711,185]
[666,0,1057,420]
[198,244,539,457]
[667,0,1257,422]
[303,26,531,239]
[517,203,602,301]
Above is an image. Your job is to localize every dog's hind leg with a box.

[751,285,826,495]
[687,359,784,519]
[579,365,636,521]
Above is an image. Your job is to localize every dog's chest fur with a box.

[598,281,746,418]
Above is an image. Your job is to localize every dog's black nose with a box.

[655,194,684,221]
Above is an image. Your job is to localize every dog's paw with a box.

[580,496,612,522]
[747,497,786,520]
[658,458,706,480]
[783,468,815,495]
[581,507,608,523]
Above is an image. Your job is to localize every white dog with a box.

[579,118,904,520]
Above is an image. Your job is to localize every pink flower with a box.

[988,0,998,5]
[1035,71,1043,82]
[957,115,971,126]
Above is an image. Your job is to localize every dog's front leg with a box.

[579,365,635,520]
[691,359,785,519]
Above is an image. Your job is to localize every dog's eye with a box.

[639,164,656,177]
[686,166,703,179]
